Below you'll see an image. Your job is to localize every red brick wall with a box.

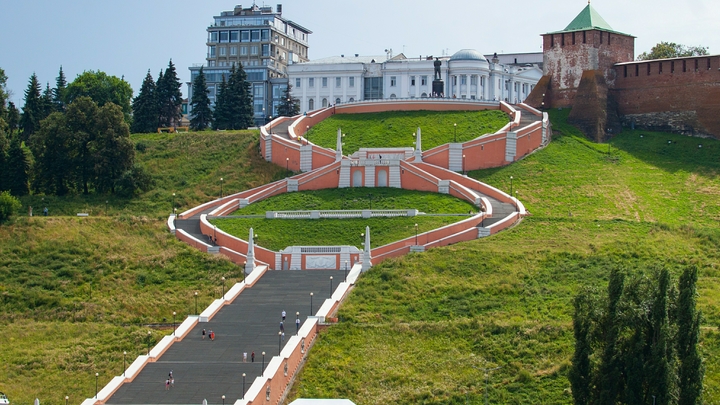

[542,29,634,108]
[612,55,720,138]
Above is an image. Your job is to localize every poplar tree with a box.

[594,268,624,404]
[677,265,703,405]
[189,67,213,131]
[131,70,158,133]
[647,268,672,405]
[20,73,43,139]
[569,291,593,405]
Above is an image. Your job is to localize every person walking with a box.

[280,321,284,333]
[165,379,170,390]
[281,310,286,321]
[202,329,206,340]
[296,317,300,334]
[251,351,255,362]
[243,352,247,363]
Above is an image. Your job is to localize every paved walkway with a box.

[106,270,338,405]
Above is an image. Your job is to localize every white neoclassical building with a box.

[288,50,543,113]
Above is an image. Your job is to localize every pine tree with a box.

[157,60,183,127]
[6,102,20,134]
[226,64,254,129]
[131,70,158,133]
[189,67,213,131]
[213,75,231,130]
[53,66,67,112]
[41,83,54,120]
[20,73,43,139]
[277,84,300,117]
[677,265,704,405]
[5,134,31,196]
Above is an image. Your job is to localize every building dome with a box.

[449,49,485,61]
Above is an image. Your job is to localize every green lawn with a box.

[306,110,509,155]
[286,110,720,404]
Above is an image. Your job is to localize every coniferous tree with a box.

[677,265,704,405]
[41,83,54,120]
[647,268,672,405]
[0,67,8,121]
[20,73,43,139]
[5,135,31,196]
[0,127,8,192]
[6,102,19,134]
[53,66,67,112]
[594,268,624,404]
[131,70,158,133]
[277,84,300,117]
[569,292,594,405]
[189,67,213,130]
[213,75,231,130]
[157,60,182,127]
[225,64,254,129]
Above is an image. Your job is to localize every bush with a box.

[0,190,22,221]
[115,164,155,197]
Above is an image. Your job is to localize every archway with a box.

[352,170,362,187]
[377,169,388,187]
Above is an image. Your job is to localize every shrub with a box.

[0,190,22,221]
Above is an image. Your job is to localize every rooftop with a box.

[546,3,633,37]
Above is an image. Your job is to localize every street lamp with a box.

[173,311,176,336]
[65,395,69,405]
[123,351,127,377]
[262,351,266,376]
[286,157,289,175]
[306,125,310,145]
[269,116,273,133]
[454,123,457,142]
[242,373,246,399]
[222,395,225,405]
[220,177,224,199]
[194,291,198,315]
[296,311,300,335]
[344,260,348,282]
[95,372,99,398]
[278,330,283,354]
[172,193,176,214]
[330,276,333,296]
[221,276,225,298]
[509,176,513,196]
[243,261,247,282]
[462,154,466,175]
[480,205,486,228]
[310,292,313,315]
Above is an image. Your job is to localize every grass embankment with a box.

[0,130,279,404]
[212,188,476,250]
[306,110,509,155]
[286,110,720,404]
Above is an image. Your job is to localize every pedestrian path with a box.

[106,270,338,405]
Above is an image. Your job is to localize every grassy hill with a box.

[1,111,719,404]
[306,110,509,154]
[286,110,720,404]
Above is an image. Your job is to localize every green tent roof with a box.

[546,3,632,36]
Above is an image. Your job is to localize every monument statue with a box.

[434,58,442,80]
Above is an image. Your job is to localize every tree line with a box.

[569,265,703,405]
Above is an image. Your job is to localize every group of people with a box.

[165,371,174,390]
[201,328,215,340]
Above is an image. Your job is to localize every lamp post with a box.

[286,157,289,175]
[414,223,419,245]
[220,177,224,199]
[454,123,457,142]
[480,206,486,228]
[65,395,69,405]
[105,200,108,215]
[262,351,266,376]
[509,176,513,197]
[123,351,127,377]
[243,261,246,282]
[310,292,313,315]
[296,311,300,335]
[306,125,310,145]
[367,194,372,210]
[242,373,246,399]
[462,154,466,175]
[278,330,283,354]
[344,260,348,282]
[95,372,99,398]
[480,366,501,405]
[222,395,225,405]
[194,291,198,315]
[172,193,175,214]
[330,276,333,296]
[173,311,176,336]
[221,276,225,299]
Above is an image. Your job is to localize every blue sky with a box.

[1,0,717,104]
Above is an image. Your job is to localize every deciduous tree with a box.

[92,103,134,193]
[65,70,133,123]
[638,42,709,60]
[31,112,73,195]
[677,265,704,405]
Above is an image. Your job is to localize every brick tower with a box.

[526,2,635,141]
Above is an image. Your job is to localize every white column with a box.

[465,75,470,99]
[454,75,460,98]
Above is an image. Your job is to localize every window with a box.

[421,92,428,98]
[390,76,397,87]
[230,46,237,56]
[308,98,314,110]
[349,97,354,102]
[390,94,396,98]
[309,78,314,87]
[220,31,229,43]
[363,77,383,100]
[251,46,259,55]
[209,46,216,58]
[336,97,341,104]
[219,47,226,56]
[262,44,269,57]
[452,76,457,85]
[410,76,416,86]
[209,32,218,43]
[295,78,301,88]
[251,30,260,42]
[322,77,328,87]
[421,76,427,86]
[349,77,355,87]
[461,76,466,85]
[230,31,239,42]
[241,30,250,42]
[322,98,328,108]
[336,77,341,87]
[240,46,247,56]
[261,29,270,41]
